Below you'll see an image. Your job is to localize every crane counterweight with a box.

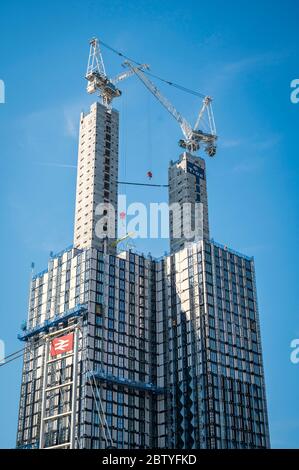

[86,38,131,107]
[85,38,148,108]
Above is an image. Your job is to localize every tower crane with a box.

[86,38,146,108]
[123,60,217,157]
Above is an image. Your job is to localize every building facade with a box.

[16,100,270,449]
[161,240,270,448]
[17,246,160,449]
[16,240,270,449]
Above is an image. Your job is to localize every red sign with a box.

[50,333,74,357]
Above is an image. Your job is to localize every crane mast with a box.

[85,38,121,107]
[85,38,146,108]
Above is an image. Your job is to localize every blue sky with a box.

[0,0,298,448]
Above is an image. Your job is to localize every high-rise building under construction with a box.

[168,152,210,253]
[16,43,270,449]
[74,101,119,251]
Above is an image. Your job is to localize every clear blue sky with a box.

[0,0,298,448]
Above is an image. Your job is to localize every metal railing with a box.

[18,303,88,341]
[88,370,165,395]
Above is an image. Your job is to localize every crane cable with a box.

[118,181,168,188]
[0,350,24,367]
[86,355,114,448]
[99,38,207,99]
[0,336,46,369]
[147,91,152,176]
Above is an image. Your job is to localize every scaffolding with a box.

[17,303,88,449]
[39,325,80,449]
[88,370,165,395]
[18,303,88,341]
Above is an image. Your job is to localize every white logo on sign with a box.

[54,338,70,352]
